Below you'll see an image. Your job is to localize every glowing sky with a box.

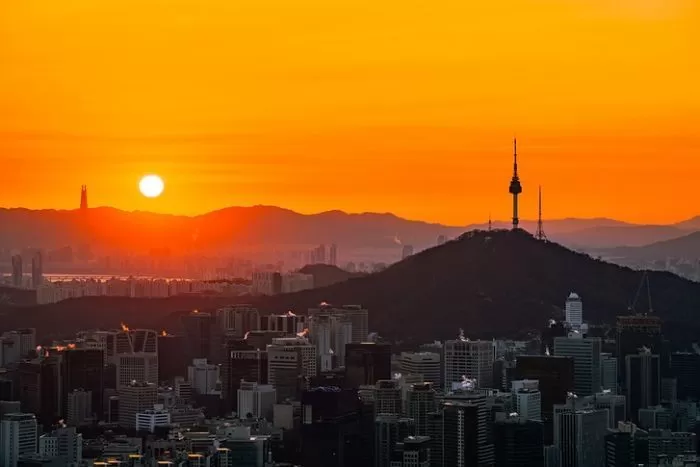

[1,0,698,224]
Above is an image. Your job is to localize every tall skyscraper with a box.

[309,304,368,344]
[553,400,609,467]
[1,413,38,467]
[553,336,601,396]
[221,345,268,412]
[513,382,542,422]
[444,338,494,390]
[373,379,402,417]
[400,352,441,388]
[80,185,88,210]
[66,389,92,427]
[63,348,104,420]
[118,382,157,429]
[374,415,415,467]
[345,342,392,388]
[157,333,188,383]
[605,429,635,467]
[329,243,338,266]
[31,251,43,289]
[309,312,352,370]
[670,352,700,401]
[564,293,583,331]
[508,137,522,230]
[494,415,545,467]
[187,358,220,395]
[181,310,223,363]
[616,314,663,391]
[267,337,317,401]
[11,254,22,288]
[237,381,276,420]
[601,352,618,394]
[625,349,660,422]
[442,391,494,467]
[405,382,437,436]
[217,305,259,339]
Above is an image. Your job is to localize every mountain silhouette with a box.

[604,231,700,260]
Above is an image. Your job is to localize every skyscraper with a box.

[670,352,700,401]
[444,338,494,390]
[329,243,338,267]
[374,415,415,467]
[553,401,608,467]
[601,352,618,394]
[345,342,392,388]
[373,379,402,417]
[31,251,43,289]
[442,392,494,467]
[553,336,601,396]
[508,137,522,230]
[616,314,663,391]
[1,413,38,467]
[118,381,157,429]
[405,382,437,436]
[494,415,545,467]
[181,310,223,363]
[626,349,660,422]
[217,305,259,339]
[80,185,88,210]
[11,254,22,288]
[63,348,104,420]
[400,352,441,388]
[513,382,542,422]
[309,304,368,344]
[221,345,268,412]
[564,293,583,331]
[267,337,317,401]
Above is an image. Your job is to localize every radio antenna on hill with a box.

[535,185,547,241]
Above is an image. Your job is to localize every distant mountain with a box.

[551,225,690,249]
[297,264,366,288]
[604,231,700,260]
[5,230,700,345]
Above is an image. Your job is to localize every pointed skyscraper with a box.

[508,138,522,230]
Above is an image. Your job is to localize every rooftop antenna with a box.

[488,213,492,232]
[631,271,653,314]
[535,185,547,241]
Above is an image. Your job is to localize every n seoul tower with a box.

[508,138,522,230]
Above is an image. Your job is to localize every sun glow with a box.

[139,175,164,198]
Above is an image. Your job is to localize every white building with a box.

[400,352,441,387]
[187,359,220,395]
[281,273,314,293]
[309,313,352,370]
[267,337,318,388]
[118,382,158,429]
[136,405,171,433]
[237,381,277,420]
[117,353,159,389]
[565,292,584,331]
[1,413,38,467]
[444,339,494,390]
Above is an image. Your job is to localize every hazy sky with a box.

[1,0,698,225]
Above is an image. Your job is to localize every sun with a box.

[139,174,164,198]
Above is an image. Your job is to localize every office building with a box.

[11,254,23,288]
[301,387,365,467]
[217,305,259,338]
[38,426,82,464]
[309,304,368,344]
[252,271,282,295]
[345,342,391,388]
[1,413,38,467]
[187,358,219,395]
[18,354,63,428]
[135,405,171,433]
[219,426,272,467]
[553,401,608,467]
[309,312,352,369]
[117,354,158,390]
[258,312,307,335]
[394,435,431,467]
[647,429,696,466]
[405,382,437,436]
[237,381,276,420]
[157,333,188,383]
[442,394,494,467]
[1,328,36,365]
[118,382,157,429]
[66,389,92,427]
[616,314,663,391]
[626,350,660,422]
[374,379,402,417]
[444,338,494,390]
[63,348,104,419]
[329,243,338,266]
[601,353,618,394]
[514,382,542,422]
[375,415,415,467]
[399,352,441,388]
[553,336,601,396]
[564,292,583,331]
[221,347,268,412]
[181,311,223,363]
[31,252,42,289]
[267,337,317,401]
[591,391,626,429]
[670,352,700,401]
[494,415,545,467]
[605,429,635,467]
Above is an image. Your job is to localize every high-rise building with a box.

[513,382,542,422]
[221,346,268,412]
[399,352,441,388]
[375,415,415,467]
[1,413,38,467]
[601,353,618,394]
[252,271,282,295]
[118,382,157,429]
[1,328,36,365]
[345,342,392,388]
[396,435,431,467]
[309,312,352,370]
[553,336,601,396]
[625,350,660,422]
[374,380,402,417]
[670,352,700,401]
[553,401,608,467]
[117,354,158,390]
[258,312,308,335]
[309,304,368,344]
[135,406,170,433]
[38,426,82,464]
[427,411,444,467]
[329,243,338,267]
[187,358,220,395]
[564,293,583,331]
[267,337,317,401]
[405,382,437,436]
[605,429,635,467]
[18,354,63,428]
[181,311,223,363]
[590,391,627,429]
[442,392,494,467]
[31,252,43,289]
[11,254,23,288]
[66,389,92,427]
[444,339,494,390]
[237,381,276,420]
[301,387,364,467]
[494,415,545,467]
[217,305,259,339]
[647,429,697,465]
[63,348,104,419]
[616,314,663,392]
[157,333,188,383]
[516,355,575,444]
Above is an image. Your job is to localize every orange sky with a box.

[1,0,698,225]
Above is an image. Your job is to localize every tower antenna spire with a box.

[536,185,547,241]
[508,137,522,230]
[488,213,492,232]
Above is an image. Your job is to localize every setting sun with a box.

[139,175,164,198]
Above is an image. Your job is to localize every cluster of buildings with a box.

[2,293,700,467]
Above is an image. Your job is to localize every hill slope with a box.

[3,230,700,343]
[605,231,700,260]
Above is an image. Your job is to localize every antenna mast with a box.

[535,185,547,241]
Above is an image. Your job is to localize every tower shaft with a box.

[536,185,547,241]
[508,138,522,230]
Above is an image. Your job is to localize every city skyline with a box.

[1,1,699,224]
